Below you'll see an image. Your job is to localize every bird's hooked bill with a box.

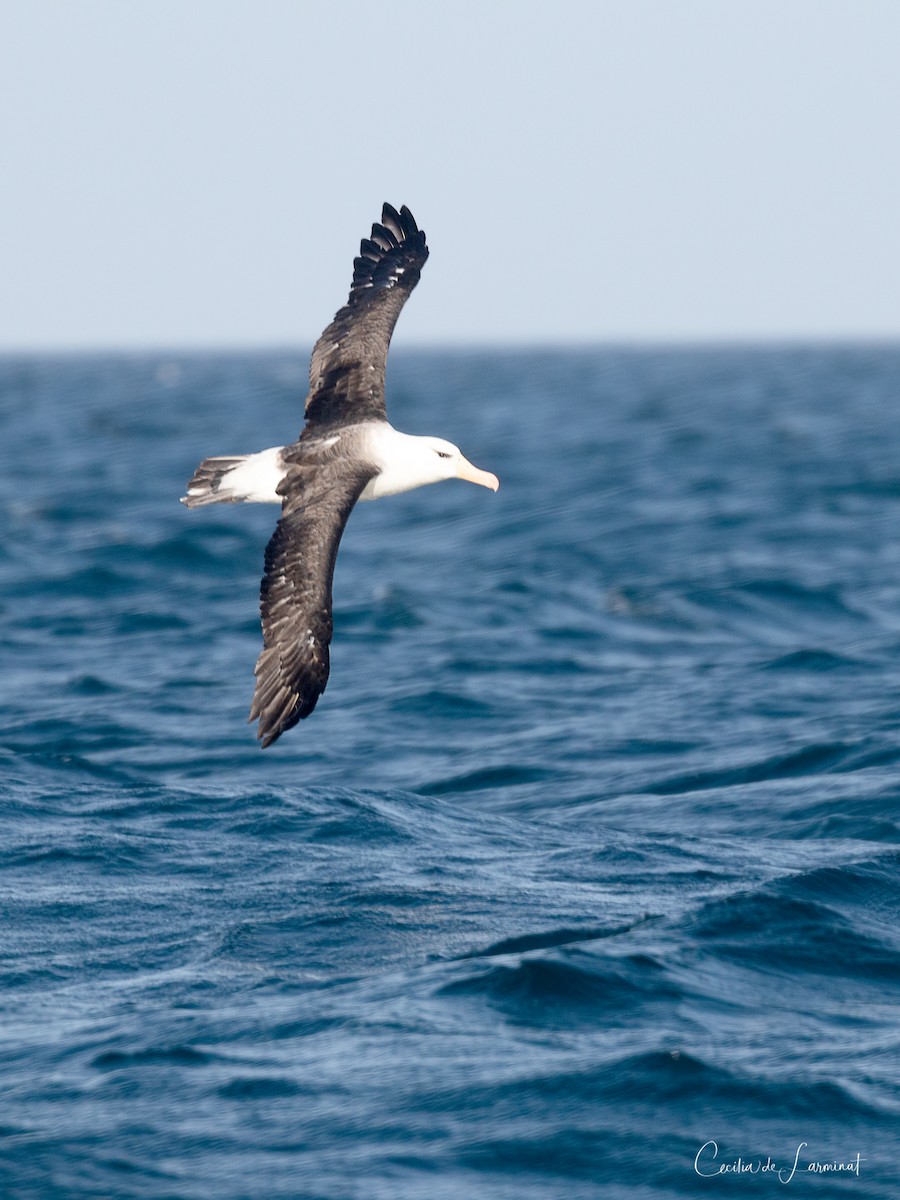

[457,456,500,491]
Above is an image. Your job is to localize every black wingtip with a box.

[350,203,428,293]
[381,202,405,235]
[248,647,326,748]
[251,695,319,749]
[379,202,424,245]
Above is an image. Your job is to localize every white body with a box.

[182,424,497,508]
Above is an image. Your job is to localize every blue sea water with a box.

[1,345,899,1198]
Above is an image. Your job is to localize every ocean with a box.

[1,346,898,1198]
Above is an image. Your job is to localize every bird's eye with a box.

[435,450,452,459]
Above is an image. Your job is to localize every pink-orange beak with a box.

[457,455,500,491]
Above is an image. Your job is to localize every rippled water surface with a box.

[2,347,899,1198]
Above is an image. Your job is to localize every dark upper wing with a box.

[303,203,429,432]
[248,443,376,747]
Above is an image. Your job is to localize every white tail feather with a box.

[181,447,285,507]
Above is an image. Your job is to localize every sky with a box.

[1,0,898,349]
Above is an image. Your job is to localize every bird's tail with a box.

[181,446,285,506]
[180,456,250,507]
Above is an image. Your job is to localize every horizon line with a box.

[1,334,899,358]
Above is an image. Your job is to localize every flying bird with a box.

[182,203,499,747]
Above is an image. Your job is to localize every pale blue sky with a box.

[2,0,898,348]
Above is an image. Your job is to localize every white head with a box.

[370,429,500,499]
[418,436,500,491]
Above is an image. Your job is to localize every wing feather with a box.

[303,203,428,431]
[249,447,375,747]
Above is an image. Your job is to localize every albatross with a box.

[182,203,499,747]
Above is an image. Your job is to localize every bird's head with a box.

[419,436,500,491]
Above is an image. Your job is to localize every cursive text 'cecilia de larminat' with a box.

[694,1140,863,1183]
